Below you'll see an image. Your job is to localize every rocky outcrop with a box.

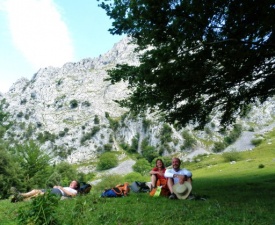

[1,37,275,169]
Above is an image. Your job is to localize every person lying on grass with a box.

[164,157,192,200]
[10,180,79,202]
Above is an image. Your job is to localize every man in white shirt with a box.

[11,180,79,202]
[164,157,192,199]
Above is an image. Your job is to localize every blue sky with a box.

[0,0,123,93]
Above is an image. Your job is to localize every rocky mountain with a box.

[1,37,275,172]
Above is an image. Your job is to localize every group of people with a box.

[150,157,192,200]
[11,157,192,202]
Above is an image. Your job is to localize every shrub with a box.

[258,164,265,169]
[182,130,197,149]
[222,151,242,162]
[132,158,151,175]
[104,144,113,151]
[14,141,52,190]
[224,124,242,145]
[70,99,78,109]
[94,115,100,124]
[212,141,226,153]
[251,138,264,146]
[91,126,100,136]
[97,152,118,171]
[124,172,145,183]
[18,192,60,225]
[160,124,172,144]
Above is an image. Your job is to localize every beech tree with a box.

[98,0,275,128]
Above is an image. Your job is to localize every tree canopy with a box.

[99,0,275,128]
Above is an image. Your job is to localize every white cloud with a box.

[5,0,74,68]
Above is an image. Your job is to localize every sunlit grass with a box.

[1,129,275,224]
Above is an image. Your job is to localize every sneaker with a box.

[169,193,177,200]
[10,187,18,195]
[9,187,23,203]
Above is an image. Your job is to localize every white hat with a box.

[172,182,192,199]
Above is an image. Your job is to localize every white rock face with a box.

[1,37,275,167]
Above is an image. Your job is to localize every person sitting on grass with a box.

[149,158,166,189]
[164,157,192,200]
[11,180,79,202]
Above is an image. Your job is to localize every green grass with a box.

[1,131,275,225]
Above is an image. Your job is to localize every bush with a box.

[124,172,145,183]
[18,192,60,225]
[97,152,118,171]
[258,164,265,169]
[222,151,242,162]
[94,115,100,124]
[132,158,151,175]
[160,124,172,144]
[70,99,78,109]
[224,124,242,145]
[182,130,197,149]
[212,141,226,153]
[251,138,264,146]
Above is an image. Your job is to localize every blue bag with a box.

[101,189,118,197]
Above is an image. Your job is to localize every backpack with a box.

[130,181,150,193]
[101,182,130,198]
[78,182,92,195]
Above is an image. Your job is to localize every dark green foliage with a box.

[54,146,73,159]
[103,144,112,151]
[18,192,60,225]
[91,126,100,136]
[17,111,23,118]
[105,112,110,118]
[97,152,118,171]
[224,124,242,145]
[37,131,56,144]
[48,162,78,187]
[132,158,151,175]
[94,115,100,124]
[141,139,159,162]
[108,117,119,131]
[13,141,52,190]
[182,130,197,149]
[80,126,100,144]
[160,124,172,144]
[100,0,275,128]
[120,135,140,153]
[142,118,152,132]
[251,138,264,146]
[20,98,27,105]
[0,126,6,139]
[70,99,78,109]
[212,141,226,153]
[258,164,265,169]
[82,100,91,107]
[213,124,242,152]
[0,144,23,199]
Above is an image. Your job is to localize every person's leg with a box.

[167,178,177,199]
[21,189,44,198]
[150,175,157,188]
[167,178,174,193]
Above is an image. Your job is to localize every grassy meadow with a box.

[1,130,275,225]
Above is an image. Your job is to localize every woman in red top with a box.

[150,159,166,189]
